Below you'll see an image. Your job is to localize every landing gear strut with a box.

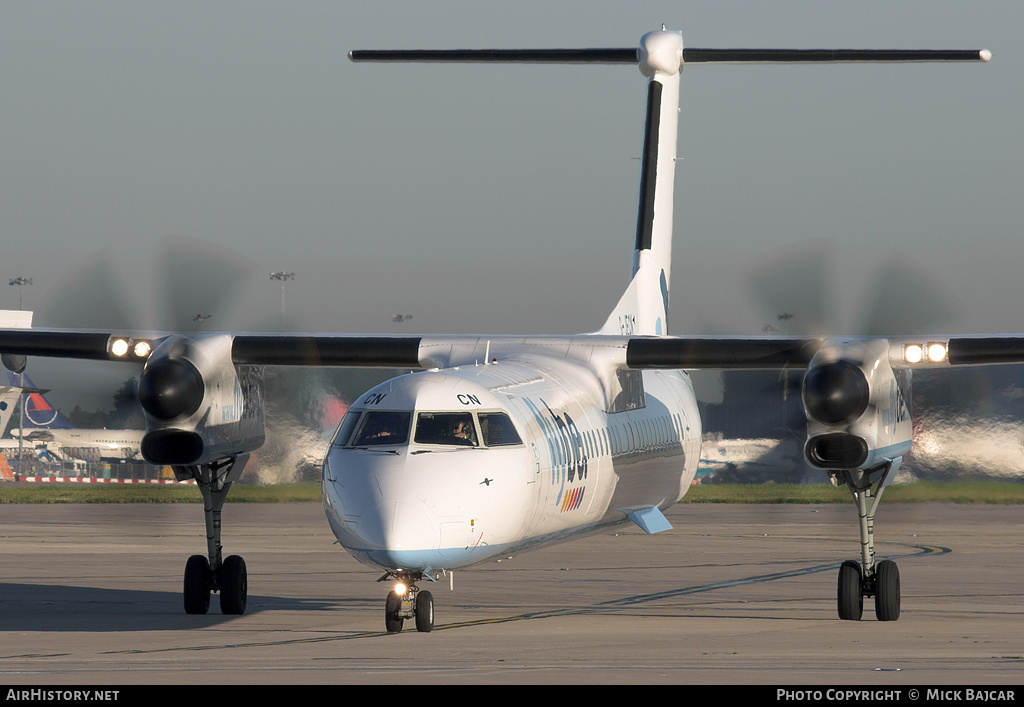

[175,454,250,615]
[379,571,434,633]
[832,458,901,622]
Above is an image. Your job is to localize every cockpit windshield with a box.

[333,409,523,450]
[479,412,522,446]
[414,412,478,446]
[350,411,411,446]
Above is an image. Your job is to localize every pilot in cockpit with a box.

[450,418,476,446]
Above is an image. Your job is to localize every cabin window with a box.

[479,412,523,447]
[331,411,362,448]
[352,411,411,446]
[415,412,478,446]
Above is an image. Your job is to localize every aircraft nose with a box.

[323,455,447,570]
[355,499,436,558]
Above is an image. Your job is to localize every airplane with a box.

[0,384,23,436]
[0,29,1008,631]
[0,383,30,476]
[5,372,144,464]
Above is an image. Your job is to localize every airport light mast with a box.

[8,277,31,475]
[269,272,295,331]
[8,277,32,311]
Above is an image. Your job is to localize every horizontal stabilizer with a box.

[624,506,673,534]
[682,48,991,64]
[349,48,637,63]
[350,48,990,66]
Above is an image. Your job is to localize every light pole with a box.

[269,272,294,330]
[8,276,32,311]
[8,277,31,476]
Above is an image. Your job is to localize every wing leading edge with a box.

[4,328,1024,371]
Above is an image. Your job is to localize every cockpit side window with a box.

[414,412,478,447]
[351,411,411,446]
[479,413,523,447]
[330,410,363,448]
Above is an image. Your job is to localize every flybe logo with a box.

[543,401,588,483]
[522,397,589,514]
[560,486,586,513]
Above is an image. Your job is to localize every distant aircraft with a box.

[0,382,72,473]
[0,385,21,435]
[6,373,143,463]
[0,30,1002,630]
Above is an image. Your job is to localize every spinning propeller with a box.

[35,235,261,333]
[743,239,964,336]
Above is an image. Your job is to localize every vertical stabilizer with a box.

[6,373,76,430]
[0,386,21,436]
[599,30,681,336]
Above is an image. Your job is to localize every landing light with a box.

[394,582,407,596]
[902,343,947,365]
[109,337,155,361]
[927,342,947,363]
[903,344,923,364]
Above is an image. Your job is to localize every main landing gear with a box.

[175,454,250,615]
[832,458,901,622]
[380,571,434,633]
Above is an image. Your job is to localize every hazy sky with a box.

[2,1,1022,408]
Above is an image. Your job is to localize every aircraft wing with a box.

[621,335,1024,369]
[3,328,1024,371]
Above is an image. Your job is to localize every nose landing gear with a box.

[380,571,434,633]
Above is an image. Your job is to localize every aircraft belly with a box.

[605,448,688,514]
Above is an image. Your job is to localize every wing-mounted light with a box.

[802,338,913,470]
[138,334,265,466]
[107,335,158,362]
[893,340,949,366]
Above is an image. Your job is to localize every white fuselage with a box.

[322,354,701,574]
[11,428,144,462]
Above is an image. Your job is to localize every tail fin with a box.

[6,373,76,430]
[0,386,21,435]
[598,30,681,336]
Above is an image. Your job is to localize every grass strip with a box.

[1,480,1023,504]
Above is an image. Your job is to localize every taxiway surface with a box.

[0,501,1021,685]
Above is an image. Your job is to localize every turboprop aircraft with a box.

[5,373,144,463]
[0,29,1008,631]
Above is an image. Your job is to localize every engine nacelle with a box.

[801,338,912,470]
[137,334,265,466]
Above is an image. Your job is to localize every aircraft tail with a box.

[0,386,21,436]
[597,31,681,336]
[6,373,76,430]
